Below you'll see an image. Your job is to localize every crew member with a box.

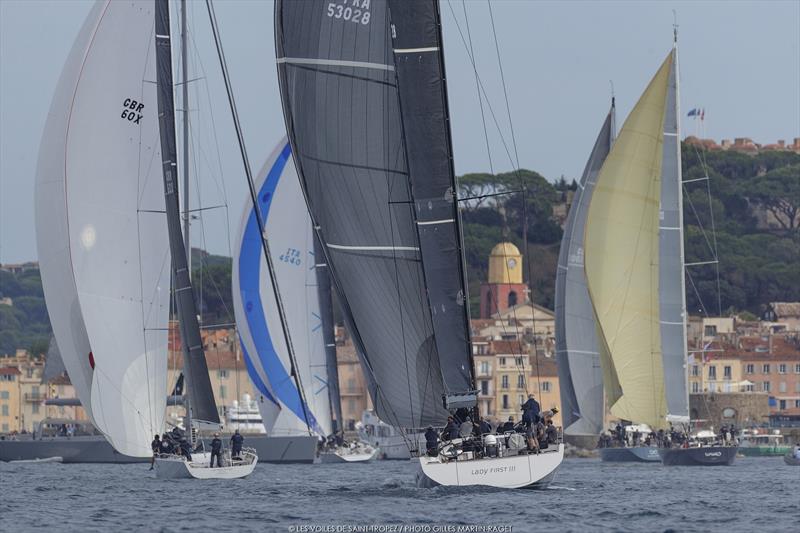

[210,433,223,468]
[500,416,516,433]
[150,434,161,470]
[230,429,244,459]
[442,416,459,441]
[521,394,540,428]
[424,426,439,457]
[478,416,492,436]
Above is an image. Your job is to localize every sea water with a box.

[0,457,797,532]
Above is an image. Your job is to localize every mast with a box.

[179,0,192,432]
[155,0,220,428]
[204,0,312,434]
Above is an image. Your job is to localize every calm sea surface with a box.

[1,457,797,532]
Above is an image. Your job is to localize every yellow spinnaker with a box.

[584,52,673,429]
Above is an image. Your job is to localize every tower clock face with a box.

[507,258,517,269]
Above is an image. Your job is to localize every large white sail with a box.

[35,0,170,457]
[232,139,332,437]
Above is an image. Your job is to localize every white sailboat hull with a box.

[417,444,564,489]
[154,450,257,480]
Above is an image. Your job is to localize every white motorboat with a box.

[320,442,379,464]
[154,449,257,480]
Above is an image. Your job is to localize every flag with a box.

[687,108,699,117]
[700,108,705,121]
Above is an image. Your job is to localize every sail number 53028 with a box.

[326,1,370,25]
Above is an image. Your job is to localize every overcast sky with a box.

[1,0,798,263]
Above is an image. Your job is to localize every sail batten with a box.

[555,103,615,436]
[585,52,674,429]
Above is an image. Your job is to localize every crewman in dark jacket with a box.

[230,429,244,459]
[521,394,540,428]
[500,416,516,433]
[150,434,161,470]
[424,426,439,456]
[478,417,492,436]
[159,433,173,454]
[210,433,223,468]
[442,416,459,441]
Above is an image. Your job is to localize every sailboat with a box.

[583,34,736,466]
[34,0,256,479]
[555,98,616,450]
[274,0,563,488]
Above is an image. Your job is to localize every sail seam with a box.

[327,243,419,252]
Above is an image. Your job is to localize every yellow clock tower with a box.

[480,242,528,317]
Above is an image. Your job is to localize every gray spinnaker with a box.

[388,0,474,403]
[42,337,67,383]
[315,235,343,433]
[275,0,448,428]
[555,102,615,436]
[155,0,219,426]
[659,49,689,421]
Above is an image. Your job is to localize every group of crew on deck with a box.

[150,428,245,469]
[597,423,740,449]
[424,394,561,460]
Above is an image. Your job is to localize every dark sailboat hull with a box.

[246,435,318,464]
[0,436,145,464]
[659,446,737,466]
[599,446,661,462]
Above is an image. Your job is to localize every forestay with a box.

[584,53,673,430]
[36,0,170,457]
[275,0,449,428]
[233,139,330,437]
[555,102,615,436]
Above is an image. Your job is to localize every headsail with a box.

[584,52,673,429]
[555,101,615,436]
[275,0,449,428]
[233,139,331,437]
[155,0,219,427]
[35,0,170,457]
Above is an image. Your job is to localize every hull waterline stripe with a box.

[416,219,454,226]
[394,47,439,53]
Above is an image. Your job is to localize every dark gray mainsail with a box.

[555,101,615,436]
[659,47,690,422]
[314,235,343,434]
[275,0,448,428]
[155,0,219,426]
[388,0,475,406]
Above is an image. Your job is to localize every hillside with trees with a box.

[1,143,797,355]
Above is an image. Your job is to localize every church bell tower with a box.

[480,242,528,318]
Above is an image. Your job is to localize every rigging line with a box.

[442,1,517,173]
[685,267,710,318]
[691,141,723,316]
[457,189,524,202]
[205,0,312,435]
[682,182,716,261]
[460,0,493,174]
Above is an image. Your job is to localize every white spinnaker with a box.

[36,0,170,457]
[233,139,332,438]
